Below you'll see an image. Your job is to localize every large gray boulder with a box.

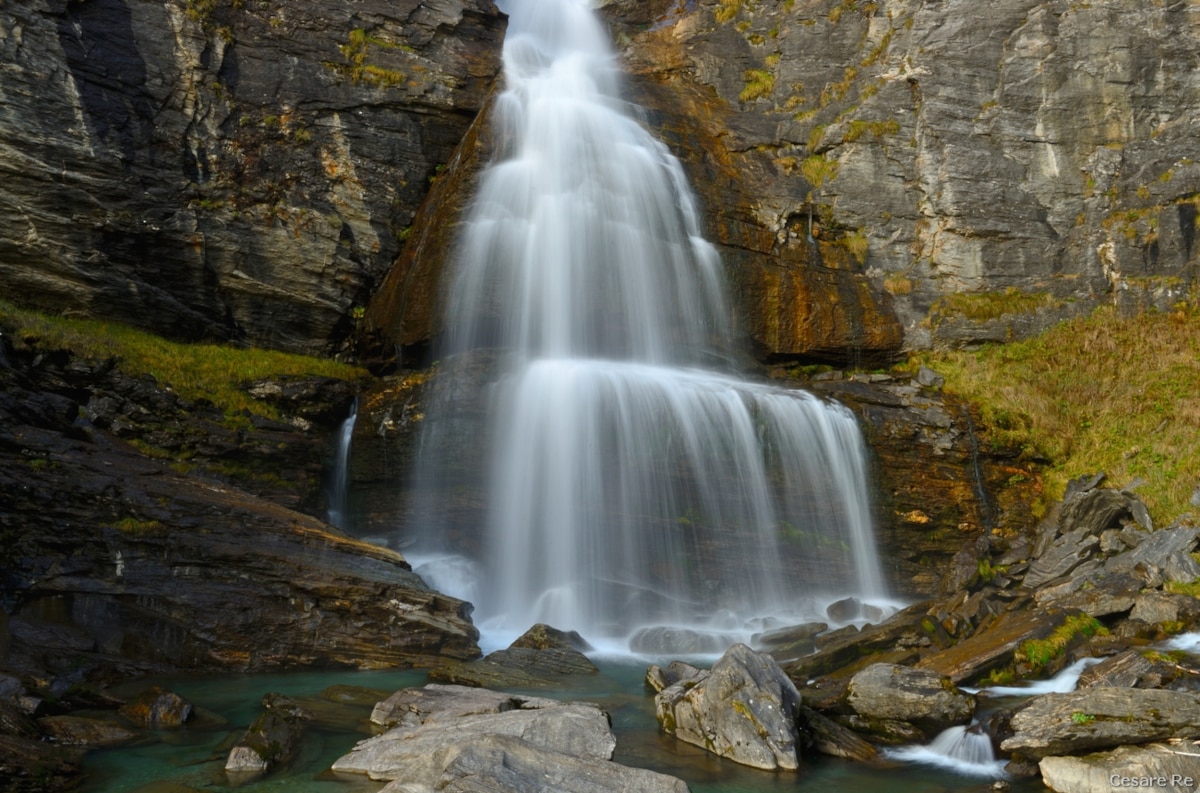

[373,733,689,793]
[1002,688,1200,760]
[846,663,974,735]
[654,643,804,771]
[334,684,687,791]
[1039,743,1200,793]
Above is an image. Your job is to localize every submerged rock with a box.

[224,694,312,780]
[36,716,137,747]
[655,643,805,771]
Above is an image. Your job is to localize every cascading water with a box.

[406,0,888,649]
[326,398,358,531]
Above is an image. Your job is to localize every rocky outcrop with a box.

[655,644,806,771]
[426,624,597,689]
[611,0,1200,353]
[1002,688,1200,760]
[0,0,505,355]
[0,326,479,675]
[334,684,689,792]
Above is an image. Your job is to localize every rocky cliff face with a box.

[0,331,480,674]
[0,0,504,355]
[612,0,1200,353]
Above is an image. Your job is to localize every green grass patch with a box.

[1016,614,1107,672]
[913,301,1200,522]
[740,69,776,102]
[0,301,367,423]
[931,287,1060,322]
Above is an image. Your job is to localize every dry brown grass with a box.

[916,301,1200,522]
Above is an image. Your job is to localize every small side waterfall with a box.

[405,0,888,648]
[326,398,358,531]
[888,722,1007,778]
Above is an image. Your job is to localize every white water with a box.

[888,722,1007,779]
[407,0,887,648]
[326,399,357,530]
[963,656,1102,697]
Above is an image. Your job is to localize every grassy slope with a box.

[0,301,368,421]
[915,302,1200,523]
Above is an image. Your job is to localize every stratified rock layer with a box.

[0,0,505,355]
[611,0,1200,352]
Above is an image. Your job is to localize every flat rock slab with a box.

[374,733,689,793]
[370,684,555,730]
[916,609,1074,684]
[428,646,598,688]
[1002,688,1200,759]
[1039,743,1200,793]
[334,684,687,792]
[338,689,616,780]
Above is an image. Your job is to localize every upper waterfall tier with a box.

[444,0,730,365]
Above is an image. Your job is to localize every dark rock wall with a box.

[0,333,480,673]
[0,0,504,355]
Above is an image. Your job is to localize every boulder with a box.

[1130,593,1200,629]
[799,706,879,762]
[333,684,686,792]
[224,694,313,779]
[1076,650,1160,689]
[1024,529,1101,589]
[369,685,553,730]
[118,686,193,728]
[1039,743,1200,793]
[645,661,705,694]
[1002,688,1200,759]
[1034,573,1140,618]
[428,646,598,688]
[508,623,594,653]
[375,733,689,793]
[654,644,804,771]
[1107,528,1200,578]
[846,664,974,736]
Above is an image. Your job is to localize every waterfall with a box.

[405,0,886,648]
[326,398,357,531]
[887,722,1007,779]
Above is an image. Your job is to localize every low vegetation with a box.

[1016,614,1107,672]
[0,301,367,423]
[914,300,1200,522]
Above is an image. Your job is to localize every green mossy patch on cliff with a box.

[915,300,1200,522]
[0,301,367,423]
